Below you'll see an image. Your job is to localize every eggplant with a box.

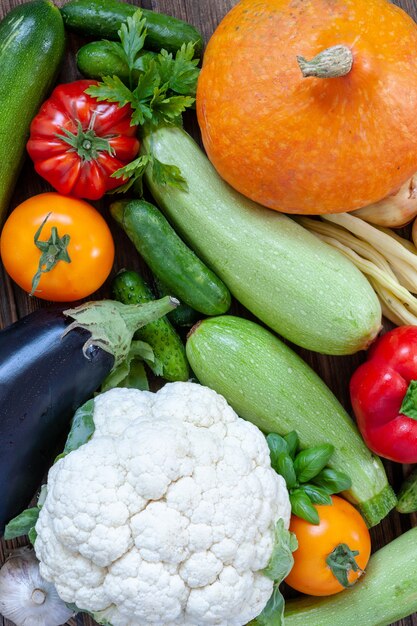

[0,297,177,535]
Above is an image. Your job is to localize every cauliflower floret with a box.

[35,382,291,626]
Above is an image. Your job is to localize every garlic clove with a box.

[0,547,73,626]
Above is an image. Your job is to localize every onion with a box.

[352,175,417,227]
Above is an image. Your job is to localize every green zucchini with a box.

[396,467,417,513]
[283,526,417,626]
[77,40,155,83]
[112,270,189,382]
[142,126,382,356]
[0,0,65,221]
[61,0,203,55]
[186,316,396,527]
[111,199,231,316]
[154,277,200,328]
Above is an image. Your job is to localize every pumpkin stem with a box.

[297,45,353,79]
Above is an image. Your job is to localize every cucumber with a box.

[142,126,382,355]
[186,316,396,527]
[61,0,203,55]
[0,0,65,222]
[283,526,417,626]
[112,270,189,382]
[396,467,417,513]
[155,277,200,328]
[77,41,155,83]
[111,199,231,316]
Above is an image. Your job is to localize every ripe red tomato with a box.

[286,496,371,596]
[27,80,139,200]
[0,193,115,302]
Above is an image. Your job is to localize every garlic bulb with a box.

[0,547,73,626]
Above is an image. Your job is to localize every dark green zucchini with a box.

[111,199,231,316]
[112,270,189,382]
[0,0,66,222]
[77,40,155,83]
[61,0,203,54]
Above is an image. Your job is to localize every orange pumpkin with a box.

[197,0,417,214]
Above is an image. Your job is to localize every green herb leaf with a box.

[157,43,200,95]
[110,155,151,194]
[284,431,299,459]
[59,399,96,459]
[86,76,134,108]
[312,468,352,493]
[248,585,285,626]
[290,489,320,524]
[152,156,188,191]
[28,527,37,546]
[118,9,147,75]
[293,444,334,483]
[266,433,288,471]
[263,519,297,581]
[4,508,40,540]
[152,94,195,125]
[275,452,297,489]
[400,380,417,420]
[301,484,332,505]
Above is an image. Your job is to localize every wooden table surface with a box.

[1,0,417,624]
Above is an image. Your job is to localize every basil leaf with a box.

[284,431,299,458]
[266,433,288,470]
[275,452,297,489]
[293,444,334,483]
[248,585,285,625]
[4,507,40,540]
[300,484,332,505]
[262,519,297,581]
[290,489,320,524]
[400,380,417,420]
[312,468,352,493]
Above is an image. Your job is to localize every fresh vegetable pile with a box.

[1,0,417,625]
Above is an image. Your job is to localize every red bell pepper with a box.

[350,326,417,463]
[27,80,139,200]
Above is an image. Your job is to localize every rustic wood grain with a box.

[0,0,416,625]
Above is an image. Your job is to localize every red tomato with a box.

[0,193,115,302]
[27,80,139,200]
[286,496,371,596]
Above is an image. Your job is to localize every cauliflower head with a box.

[35,382,290,626]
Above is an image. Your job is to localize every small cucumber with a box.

[77,41,155,83]
[111,199,231,316]
[397,467,417,514]
[0,0,66,221]
[112,270,189,382]
[143,125,382,355]
[154,277,200,328]
[61,0,203,55]
[186,315,396,527]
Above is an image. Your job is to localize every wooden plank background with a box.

[0,0,416,624]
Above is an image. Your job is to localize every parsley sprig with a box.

[86,9,199,194]
[86,10,199,127]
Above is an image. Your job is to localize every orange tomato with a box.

[197,0,417,214]
[0,192,115,302]
[286,496,371,596]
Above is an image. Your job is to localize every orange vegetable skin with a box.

[286,496,371,596]
[1,193,115,302]
[197,0,417,214]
